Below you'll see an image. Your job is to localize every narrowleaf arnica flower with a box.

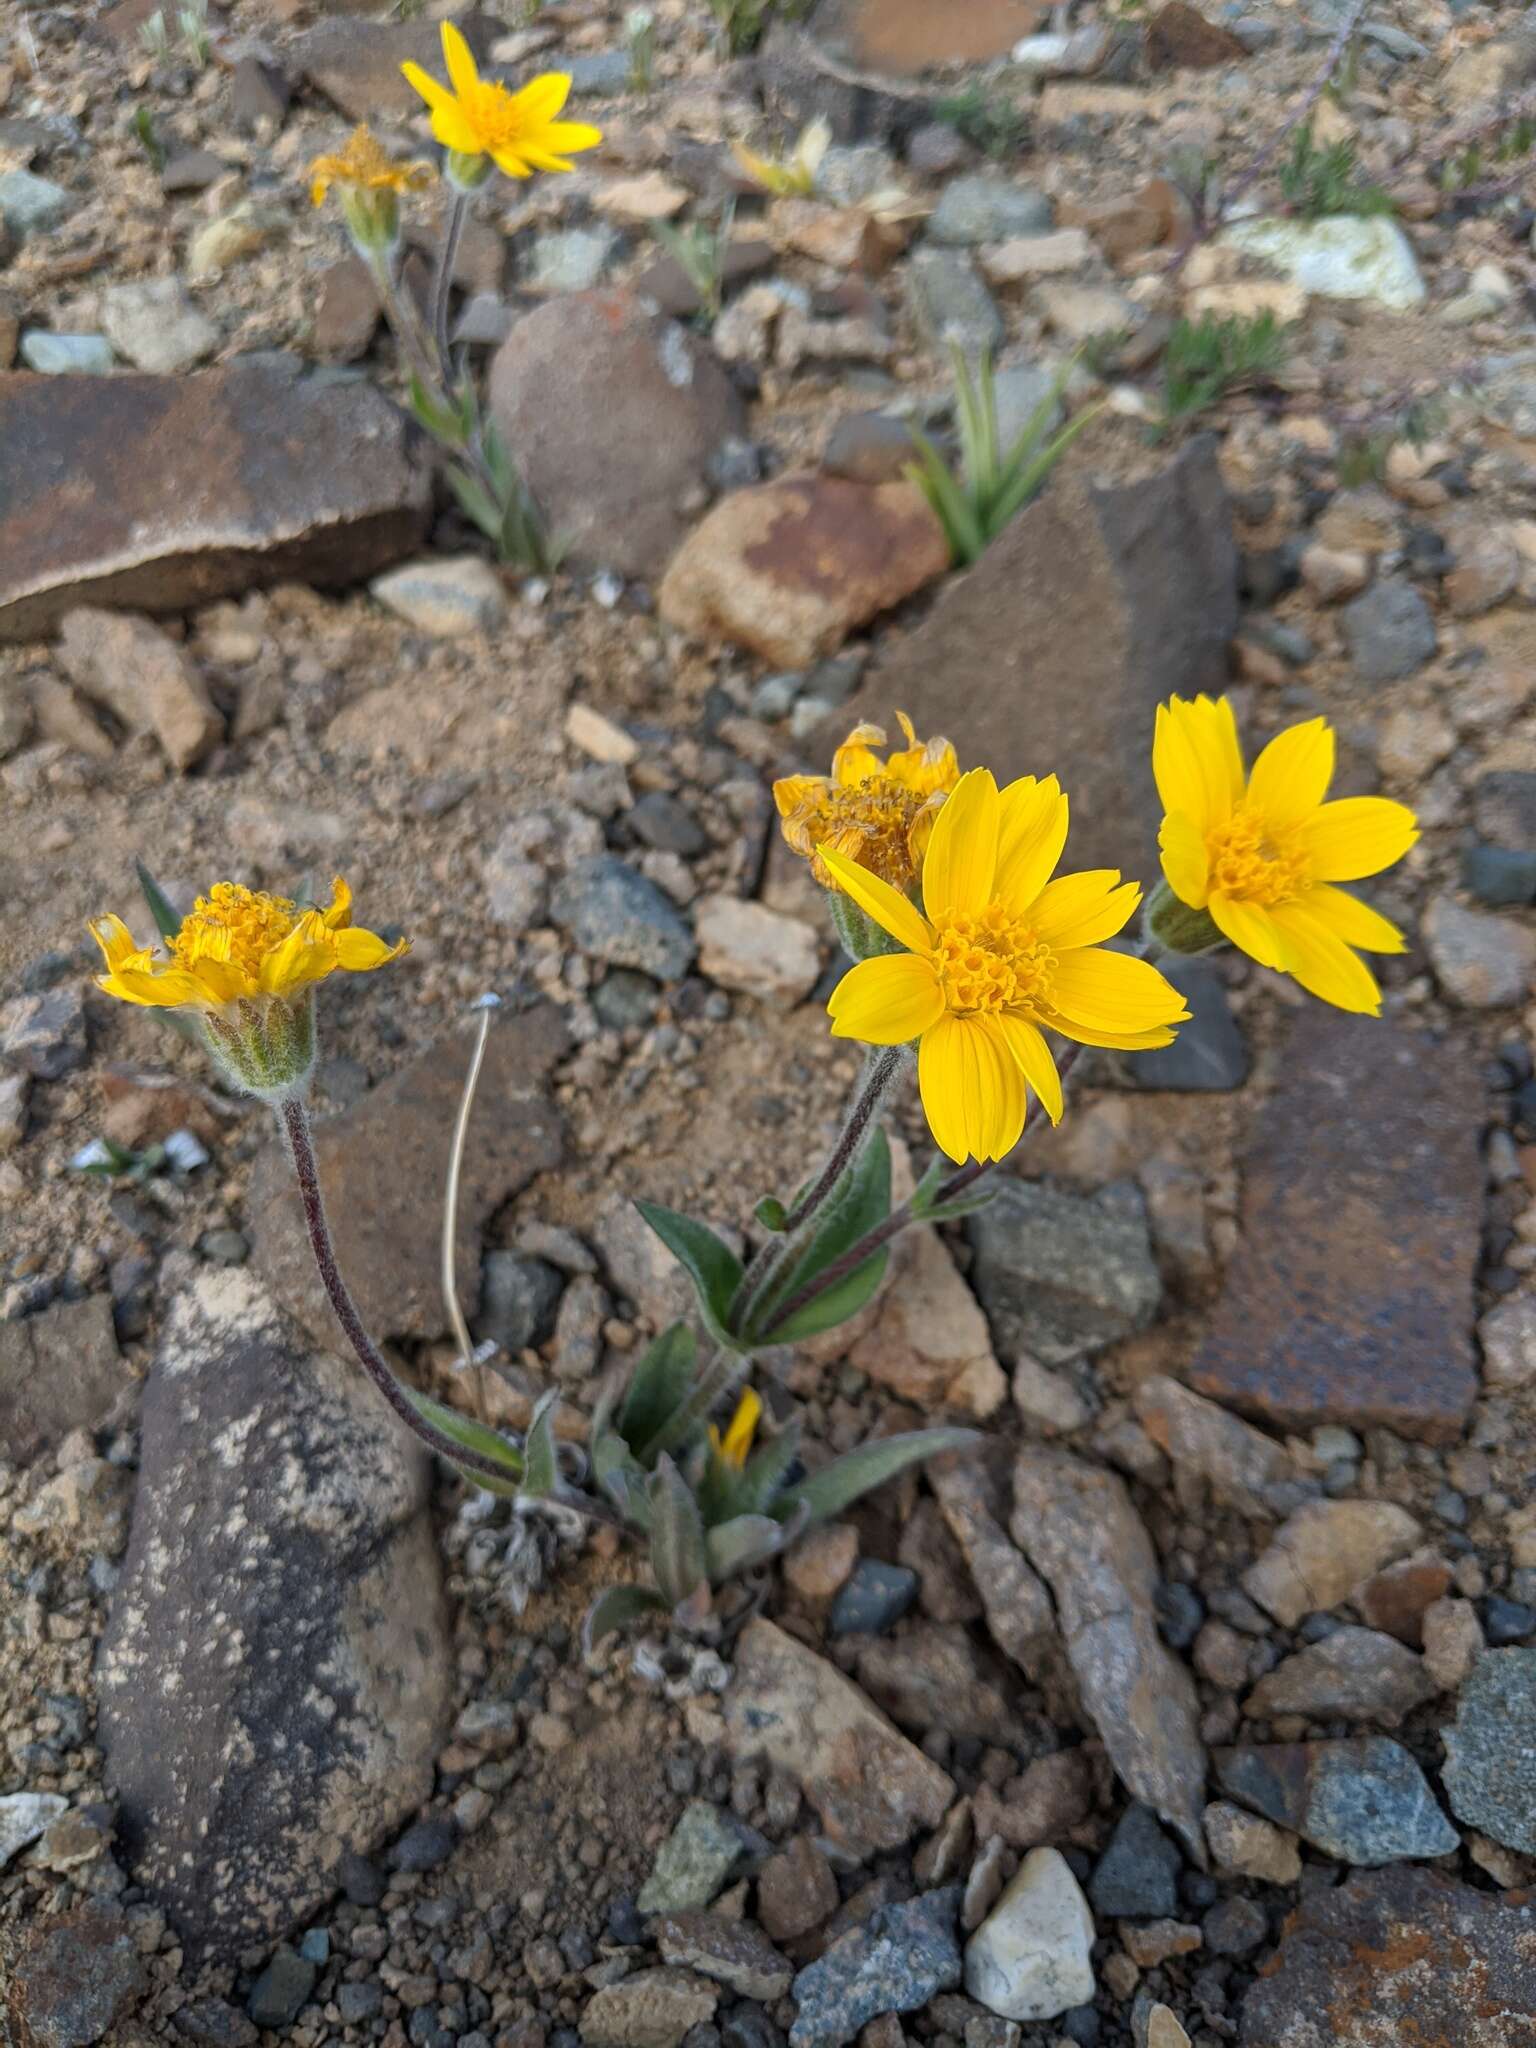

[90,878,407,1101]
[774,715,959,894]
[1148,694,1419,1013]
[824,769,1189,1164]
[402,23,602,188]
[308,125,433,251]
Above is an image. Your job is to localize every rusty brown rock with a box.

[57,607,222,770]
[1190,1009,1482,1444]
[1356,1554,1453,1648]
[1145,1,1249,69]
[2,1900,145,2048]
[757,1834,840,1943]
[825,438,1236,877]
[812,0,1046,74]
[489,290,745,578]
[0,356,430,641]
[248,1009,566,1347]
[721,1618,955,1856]
[1011,1448,1206,1860]
[660,474,949,669]
[1240,1866,1536,2047]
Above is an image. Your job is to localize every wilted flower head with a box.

[90,878,407,1100]
[308,125,433,249]
[402,22,602,185]
[731,116,830,197]
[774,714,959,895]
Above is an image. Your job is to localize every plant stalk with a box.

[430,189,469,369]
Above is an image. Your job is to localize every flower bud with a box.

[1144,878,1224,957]
[200,993,318,1103]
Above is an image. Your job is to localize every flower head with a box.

[309,125,434,209]
[402,23,602,183]
[90,878,407,1100]
[774,714,958,894]
[823,770,1189,1164]
[709,1387,762,1471]
[731,116,830,197]
[1152,695,1418,1013]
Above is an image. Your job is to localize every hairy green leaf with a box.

[648,1455,708,1608]
[582,1582,669,1654]
[635,1200,746,1351]
[618,1322,698,1453]
[744,1127,890,1346]
[135,859,183,943]
[519,1392,560,1501]
[782,1426,977,1524]
[761,1246,888,1343]
[402,1386,524,1497]
[705,1512,788,1584]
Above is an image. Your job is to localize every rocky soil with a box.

[5,1,1536,2046]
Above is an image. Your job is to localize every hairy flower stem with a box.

[282,1095,520,1488]
[729,1045,906,1342]
[765,1041,1091,1333]
[430,190,469,368]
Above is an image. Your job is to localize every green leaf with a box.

[617,1323,698,1455]
[401,1386,525,1497]
[648,1456,708,1608]
[519,1392,560,1500]
[408,373,467,446]
[782,1426,978,1525]
[582,1582,669,1654]
[919,1185,1000,1224]
[136,859,182,943]
[754,1195,789,1232]
[634,1200,746,1351]
[737,1419,803,1514]
[705,1513,787,1584]
[445,465,506,543]
[762,1247,889,1343]
[903,434,982,565]
[989,400,1104,532]
[745,1127,891,1345]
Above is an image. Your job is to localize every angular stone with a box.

[1422,896,1536,1009]
[660,474,948,669]
[1201,1799,1301,1884]
[825,438,1236,877]
[488,289,745,578]
[2,1900,145,2048]
[1011,1449,1206,1859]
[694,895,821,1008]
[57,606,222,770]
[0,1792,68,1873]
[295,12,497,122]
[903,248,1004,358]
[551,857,696,981]
[248,1010,566,1346]
[927,175,1053,245]
[968,1180,1161,1365]
[0,987,87,1080]
[654,1913,793,2000]
[811,0,1044,74]
[1357,1554,1454,1647]
[1240,1866,1536,2047]
[96,1271,452,1958]
[757,1834,839,1944]
[0,357,430,641]
[1441,1649,1536,1855]
[1243,1626,1435,1727]
[1221,217,1426,314]
[789,1888,961,2048]
[1134,1374,1307,1520]
[1191,1009,1482,1443]
[637,1802,746,1913]
[1089,1802,1182,1918]
[0,1295,124,1466]
[369,555,508,637]
[849,1226,1000,1409]
[855,1620,1025,1745]
[721,1617,954,1855]
[930,1456,1057,1681]
[1145,1,1248,68]
[1242,1500,1421,1628]
[100,276,219,374]
[581,1968,718,2048]
[964,1849,1094,2023]
[974,1749,1092,1851]
[1338,576,1438,682]
[1213,1739,1457,1865]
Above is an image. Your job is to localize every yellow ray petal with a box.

[98,966,208,1009]
[827,953,944,1045]
[401,60,460,118]
[1301,882,1406,955]
[516,71,573,119]
[1047,946,1190,1037]
[491,148,535,177]
[332,926,410,972]
[1298,797,1419,882]
[972,1014,1028,1161]
[833,723,888,786]
[321,876,353,931]
[993,775,1068,912]
[923,766,999,922]
[772,772,829,820]
[1207,890,1287,971]
[818,844,931,955]
[431,102,488,154]
[994,1011,1063,1124]
[1247,717,1335,833]
[1050,1017,1178,1051]
[1158,810,1209,908]
[918,1013,1022,1164]
[441,19,481,100]
[89,913,146,972]
[1268,901,1383,1014]
[1031,870,1141,952]
[1154,697,1242,836]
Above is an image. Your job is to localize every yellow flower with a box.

[308,125,434,209]
[401,23,602,180]
[1153,695,1418,1014]
[774,714,959,893]
[709,1387,762,1471]
[731,116,830,196]
[90,879,408,1100]
[823,769,1189,1164]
